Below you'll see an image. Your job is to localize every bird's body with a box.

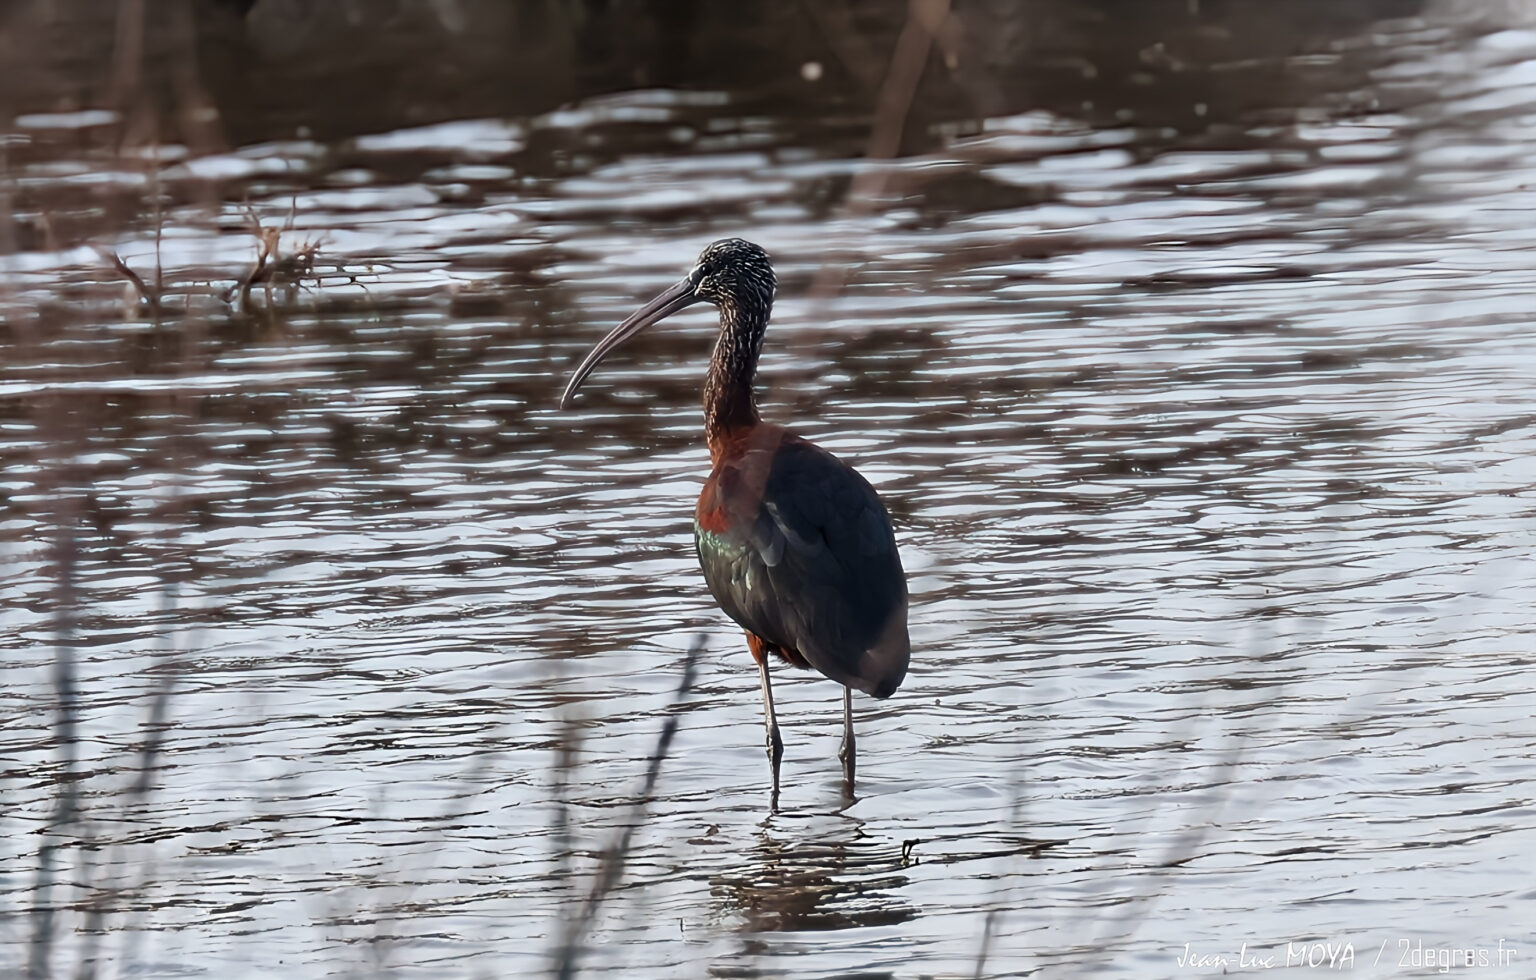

[560,238,909,797]
[694,423,907,699]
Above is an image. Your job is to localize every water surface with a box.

[2,2,1534,977]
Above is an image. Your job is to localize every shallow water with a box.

[3,1,1535,977]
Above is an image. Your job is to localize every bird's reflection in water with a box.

[709,810,914,934]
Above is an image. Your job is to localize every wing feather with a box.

[695,427,909,698]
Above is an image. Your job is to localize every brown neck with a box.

[704,354,759,462]
[703,300,765,462]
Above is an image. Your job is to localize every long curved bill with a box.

[560,277,700,408]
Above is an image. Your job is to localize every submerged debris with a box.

[228,206,326,313]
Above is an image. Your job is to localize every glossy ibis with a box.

[560,239,909,796]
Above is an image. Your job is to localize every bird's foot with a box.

[838,734,856,788]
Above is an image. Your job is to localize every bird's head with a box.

[560,238,777,409]
[688,238,776,318]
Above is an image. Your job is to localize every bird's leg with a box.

[839,686,856,787]
[757,658,784,796]
[748,634,783,798]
